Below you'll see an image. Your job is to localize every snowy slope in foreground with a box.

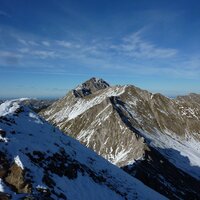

[0,99,166,200]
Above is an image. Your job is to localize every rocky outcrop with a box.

[0,192,11,200]
[73,77,110,97]
[5,163,32,193]
[0,151,32,194]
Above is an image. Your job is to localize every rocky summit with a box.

[73,77,110,97]
[41,77,200,199]
[0,99,166,200]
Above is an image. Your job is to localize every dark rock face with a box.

[0,152,9,178]
[0,192,11,200]
[0,152,32,194]
[0,130,6,137]
[41,78,200,200]
[73,77,110,97]
[123,147,200,200]
[26,150,79,180]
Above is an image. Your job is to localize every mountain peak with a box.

[73,77,110,97]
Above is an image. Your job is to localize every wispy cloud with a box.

[0,51,22,58]
[31,50,57,59]
[181,56,200,70]
[42,41,50,46]
[18,38,39,46]
[18,39,28,45]
[1,26,199,80]
[0,50,23,65]
[0,10,10,18]
[28,40,39,46]
[56,40,72,48]
[18,48,58,59]
[111,31,178,59]
[18,48,29,53]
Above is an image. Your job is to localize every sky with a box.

[0,0,200,98]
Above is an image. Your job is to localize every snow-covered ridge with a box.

[14,155,24,169]
[0,98,29,116]
[0,99,166,200]
[46,86,126,123]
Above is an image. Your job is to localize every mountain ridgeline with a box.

[41,77,200,199]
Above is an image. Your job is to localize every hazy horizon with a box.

[0,76,199,99]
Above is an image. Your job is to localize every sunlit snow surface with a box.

[45,86,126,122]
[140,129,200,180]
[0,99,166,200]
[14,155,24,169]
[0,178,4,192]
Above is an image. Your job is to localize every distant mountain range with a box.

[0,99,56,112]
[41,77,200,199]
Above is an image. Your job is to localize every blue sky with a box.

[0,0,200,98]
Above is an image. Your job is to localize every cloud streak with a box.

[42,41,50,46]
[111,31,178,59]
[0,10,10,18]
[31,50,57,59]
[1,27,199,80]
[56,40,72,48]
[0,50,23,65]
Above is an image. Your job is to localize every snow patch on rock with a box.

[0,178,4,192]
[14,155,24,170]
